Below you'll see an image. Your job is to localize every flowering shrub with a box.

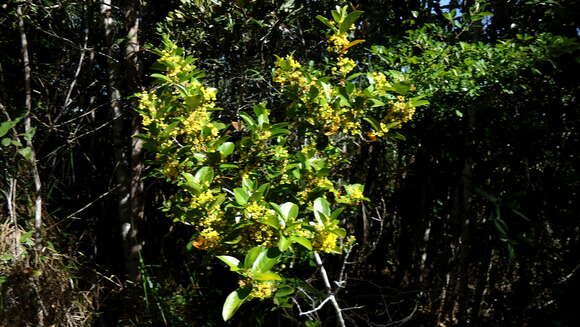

[136,6,426,321]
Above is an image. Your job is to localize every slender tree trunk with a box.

[100,0,134,281]
[17,1,42,254]
[124,0,144,283]
[17,4,45,326]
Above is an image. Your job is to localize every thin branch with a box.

[62,26,89,112]
[314,251,346,327]
[46,185,120,231]
[298,296,333,316]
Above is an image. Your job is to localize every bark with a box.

[17,1,43,254]
[125,0,144,283]
[100,0,134,281]
[17,3,45,325]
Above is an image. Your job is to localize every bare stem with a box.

[313,251,346,327]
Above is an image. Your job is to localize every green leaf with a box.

[278,235,291,251]
[290,236,312,250]
[332,227,347,238]
[181,172,202,194]
[316,15,336,30]
[363,117,381,131]
[151,73,173,84]
[393,82,411,95]
[234,188,250,205]
[280,202,298,220]
[275,286,295,297]
[339,10,363,33]
[260,214,280,230]
[410,96,429,107]
[217,255,241,271]
[331,10,341,23]
[194,166,214,185]
[269,202,284,218]
[219,163,239,169]
[239,112,256,129]
[20,231,33,244]
[18,147,32,161]
[1,138,11,147]
[217,142,235,156]
[251,247,281,273]
[313,197,331,222]
[253,271,282,281]
[222,288,250,321]
[244,247,262,269]
[0,117,22,138]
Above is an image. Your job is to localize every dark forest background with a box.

[1,0,579,326]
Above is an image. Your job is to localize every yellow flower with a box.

[314,230,338,253]
[328,33,350,53]
[337,57,356,75]
[250,281,276,299]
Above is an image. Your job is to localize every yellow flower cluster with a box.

[163,160,180,178]
[250,281,276,299]
[290,224,314,239]
[273,55,309,89]
[195,227,221,250]
[386,96,416,124]
[311,103,361,135]
[189,189,215,209]
[327,32,349,53]
[246,223,275,247]
[368,122,391,138]
[159,45,194,81]
[182,110,210,134]
[244,201,269,220]
[344,184,365,202]
[336,57,356,75]
[368,72,392,93]
[314,229,339,253]
[138,91,158,126]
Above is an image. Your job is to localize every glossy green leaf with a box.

[244,247,262,269]
[253,271,282,281]
[222,288,250,321]
[291,236,312,250]
[182,172,203,194]
[313,197,331,222]
[234,188,250,205]
[17,147,32,162]
[315,15,337,31]
[194,166,214,185]
[275,286,295,297]
[217,142,235,156]
[278,235,291,251]
[339,10,363,33]
[0,117,21,138]
[217,255,241,271]
[280,202,298,220]
[239,112,256,129]
[251,247,281,273]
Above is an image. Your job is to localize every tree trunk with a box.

[17,3,45,325]
[100,0,135,281]
[125,0,144,283]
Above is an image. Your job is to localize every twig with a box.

[62,26,89,112]
[314,251,346,327]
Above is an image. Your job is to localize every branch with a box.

[314,251,346,327]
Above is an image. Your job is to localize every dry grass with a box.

[0,223,99,327]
